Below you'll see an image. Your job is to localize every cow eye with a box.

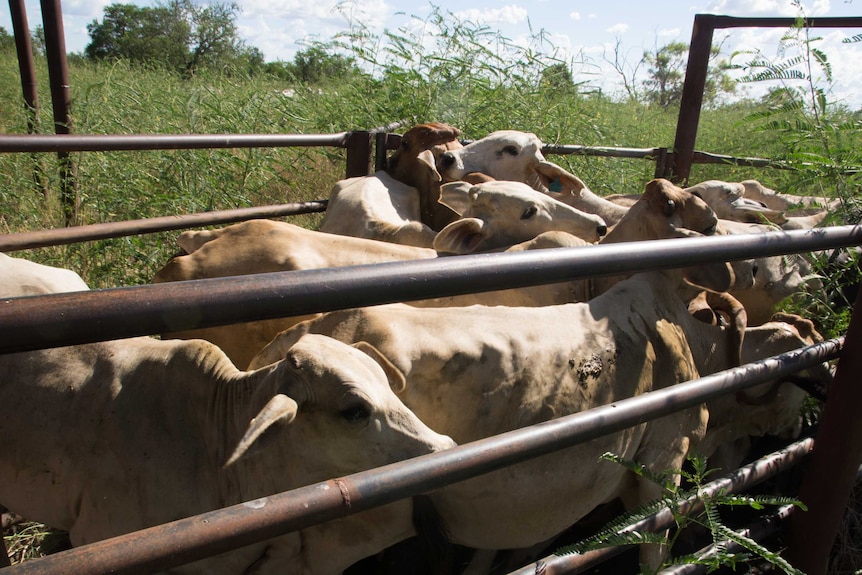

[521,205,538,220]
[502,145,518,156]
[340,403,371,424]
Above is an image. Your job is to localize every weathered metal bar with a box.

[8,0,48,198]
[542,144,662,159]
[39,0,77,225]
[670,14,716,185]
[657,504,796,575]
[9,0,39,131]
[0,226,859,355]
[0,201,328,252]
[344,130,373,177]
[708,15,862,29]
[0,133,351,153]
[507,437,815,575]
[0,342,838,575]
[785,284,862,574]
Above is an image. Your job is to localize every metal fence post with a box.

[784,288,862,574]
[9,0,49,199]
[669,14,716,185]
[344,130,373,178]
[39,0,78,226]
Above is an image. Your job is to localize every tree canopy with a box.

[85,0,262,74]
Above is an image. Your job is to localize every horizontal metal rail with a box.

[0,133,352,153]
[0,226,859,354]
[0,201,328,252]
[656,504,796,575]
[508,436,815,575]
[0,341,839,575]
[706,14,862,29]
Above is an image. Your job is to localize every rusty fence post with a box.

[39,0,78,226]
[784,288,862,574]
[344,130,373,178]
[669,14,716,185]
[9,0,49,199]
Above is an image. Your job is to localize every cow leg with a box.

[629,404,709,569]
[461,549,497,575]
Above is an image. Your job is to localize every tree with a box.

[284,45,361,84]
[85,3,190,70]
[540,63,574,91]
[84,0,254,74]
[0,27,14,52]
[642,41,735,109]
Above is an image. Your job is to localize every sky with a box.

[3,0,862,107]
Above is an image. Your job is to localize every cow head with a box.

[226,334,453,469]
[432,180,607,254]
[386,122,463,229]
[437,130,547,191]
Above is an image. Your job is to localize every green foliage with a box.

[84,0,260,75]
[642,42,735,109]
[554,453,807,574]
[730,1,862,340]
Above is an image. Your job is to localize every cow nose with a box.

[439,152,455,168]
[597,223,607,237]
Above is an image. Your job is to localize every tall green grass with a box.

[0,10,859,290]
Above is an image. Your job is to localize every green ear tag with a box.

[549,177,563,192]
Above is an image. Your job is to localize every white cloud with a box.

[570,11,581,21]
[657,27,681,38]
[454,5,528,25]
[607,23,629,35]
[59,0,111,19]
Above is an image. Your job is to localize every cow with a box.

[0,265,456,574]
[436,130,630,225]
[683,180,787,225]
[319,122,463,247]
[0,252,89,295]
[248,261,828,567]
[431,179,607,254]
[740,179,841,213]
[717,219,820,325]
[152,179,725,368]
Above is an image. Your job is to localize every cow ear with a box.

[416,149,442,183]
[535,161,589,196]
[225,394,298,467]
[438,182,474,215]
[433,218,488,255]
[353,341,406,393]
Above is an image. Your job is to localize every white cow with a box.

[717,219,820,325]
[740,179,841,212]
[436,130,630,225]
[432,179,607,254]
[684,180,787,225]
[0,252,89,294]
[320,122,463,247]
[0,319,454,575]
[250,267,827,566]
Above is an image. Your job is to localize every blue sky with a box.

[3,0,862,106]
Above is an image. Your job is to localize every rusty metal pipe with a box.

[0,133,351,153]
[507,437,815,575]
[0,226,859,355]
[785,281,862,573]
[0,343,838,575]
[0,201,327,252]
[657,504,796,575]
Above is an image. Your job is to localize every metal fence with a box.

[3,8,862,575]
